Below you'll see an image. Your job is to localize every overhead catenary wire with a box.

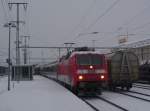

[131,21,150,31]
[66,0,97,41]
[116,1,150,33]
[83,0,121,32]
[123,5,150,27]
[103,1,150,46]
[71,0,121,42]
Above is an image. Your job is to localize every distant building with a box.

[118,39,150,64]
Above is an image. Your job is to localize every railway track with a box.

[109,88,150,103]
[95,96,128,111]
[81,98,100,111]
[133,84,150,90]
[43,74,128,111]
[128,90,150,97]
[136,81,150,85]
[43,74,150,110]
[134,83,150,87]
[81,96,128,111]
[42,74,100,111]
[117,91,150,103]
[43,74,100,111]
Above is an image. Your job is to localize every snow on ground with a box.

[0,76,8,95]
[134,83,150,87]
[102,91,150,111]
[0,76,93,111]
[131,87,150,95]
[124,91,150,101]
[86,98,122,111]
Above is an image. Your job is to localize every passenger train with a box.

[57,47,108,94]
[37,47,108,94]
[35,47,139,94]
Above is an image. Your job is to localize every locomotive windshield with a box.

[77,54,102,65]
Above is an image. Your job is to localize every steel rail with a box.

[42,74,100,111]
[128,90,150,97]
[133,85,150,90]
[80,98,100,111]
[96,96,128,111]
[118,92,150,103]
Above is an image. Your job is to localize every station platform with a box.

[0,76,92,111]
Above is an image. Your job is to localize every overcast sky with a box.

[0,0,150,64]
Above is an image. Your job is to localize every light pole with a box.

[4,22,16,91]
[20,35,30,64]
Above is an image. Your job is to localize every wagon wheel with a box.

[112,85,116,91]
[121,86,124,90]
[126,86,130,91]
[108,85,113,91]
[72,87,78,95]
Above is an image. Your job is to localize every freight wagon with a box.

[106,51,139,90]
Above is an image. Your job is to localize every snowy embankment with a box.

[0,76,8,95]
[0,76,93,111]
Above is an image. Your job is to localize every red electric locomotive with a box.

[57,47,108,94]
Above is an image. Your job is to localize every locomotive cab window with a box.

[76,54,102,65]
[77,55,90,65]
[91,55,103,65]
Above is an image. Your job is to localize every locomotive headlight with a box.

[101,75,105,79]
[78,75,83,80]
[90,65,93,69]
[95,69,106,74]
[77,69,88,74]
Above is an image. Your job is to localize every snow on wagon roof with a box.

[70,51,104,57]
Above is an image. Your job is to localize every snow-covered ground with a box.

[134,83,150,87]
[0,76,8,95]
[0,76,93,111]
[83,89,150,111]
[86,98,123,111]
[101,91,150,111]
[1,75,150,111]
[131,87,150,95]
[42,73,150,111]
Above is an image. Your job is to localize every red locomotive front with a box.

[57,48,108,94]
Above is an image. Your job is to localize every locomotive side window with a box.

[77,54,102,65]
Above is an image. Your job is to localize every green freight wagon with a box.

[107,51,139,90]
